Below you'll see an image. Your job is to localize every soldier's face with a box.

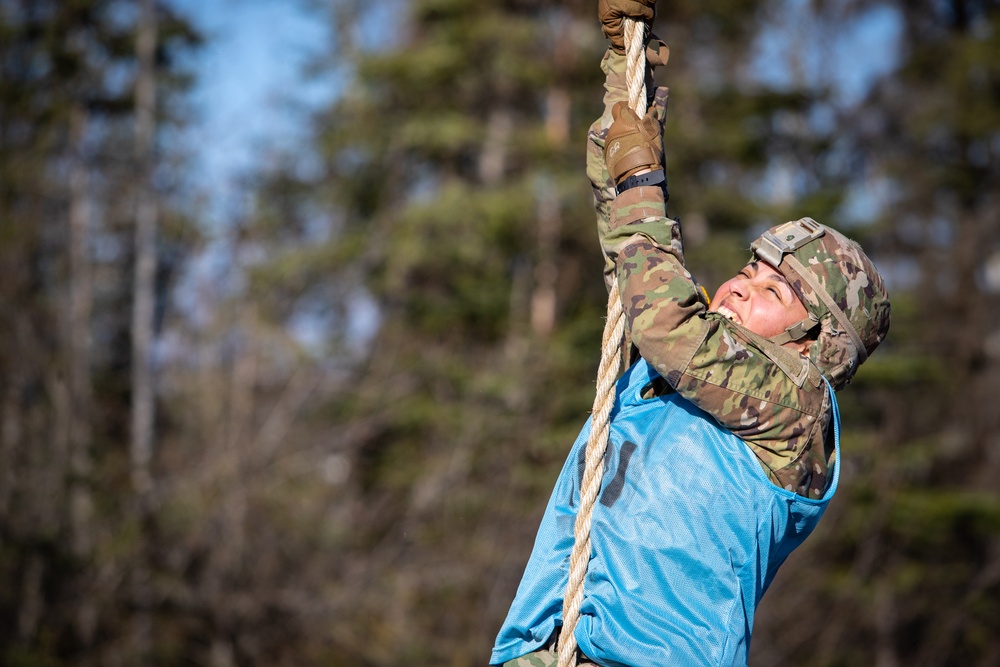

[708,261,810,347]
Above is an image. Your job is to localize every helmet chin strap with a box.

[769,312,820,346]
[781,254,868,363]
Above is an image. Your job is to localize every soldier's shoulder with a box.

[686,319,826,413]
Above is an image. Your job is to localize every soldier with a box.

[490,1,890,666]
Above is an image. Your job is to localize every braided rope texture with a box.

[557,17,646,667]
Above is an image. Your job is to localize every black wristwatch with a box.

[615,169,668,199]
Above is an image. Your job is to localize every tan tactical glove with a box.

[604,101,663,184]
[646,37,669,67]
[599,0,657,54]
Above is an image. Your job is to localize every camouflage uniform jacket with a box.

[588,49,833,499]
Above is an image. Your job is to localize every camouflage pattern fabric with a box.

[503,647,600,667]
[587,49,834,499]
[503,650,557,667]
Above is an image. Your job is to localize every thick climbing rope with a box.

[557,17,648,667]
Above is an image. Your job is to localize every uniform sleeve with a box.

[587,51,833,499]
[586,49,668,291]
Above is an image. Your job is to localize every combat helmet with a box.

[750,217,891,389]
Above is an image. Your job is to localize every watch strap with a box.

[615,169,667,196]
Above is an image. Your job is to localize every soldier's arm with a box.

[587,46,668,290]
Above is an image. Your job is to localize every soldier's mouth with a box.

[716,305,741,325]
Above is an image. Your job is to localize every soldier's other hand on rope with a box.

[599,0,656,54]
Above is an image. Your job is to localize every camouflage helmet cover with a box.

[751,218,891,389]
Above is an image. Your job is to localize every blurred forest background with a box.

[2,0,1000,665]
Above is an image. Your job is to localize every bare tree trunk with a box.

[13,101,96,649]
[478,108,512,185]
[69,104,94,556]
[132,0,158,499]
[131,0,158,657]
[68,102,97,644]
[0,386,18,521]
[530,23,573,340]
[531,174,561,340]
[874,577,899,667]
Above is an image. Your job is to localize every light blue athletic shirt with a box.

[491,358,840,667]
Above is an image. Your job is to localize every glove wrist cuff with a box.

[611,148,659,183]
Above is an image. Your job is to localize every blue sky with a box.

[755,3,900,104]
[167,0,332,206]
[162,0,342,349]
[168,0,899,205]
